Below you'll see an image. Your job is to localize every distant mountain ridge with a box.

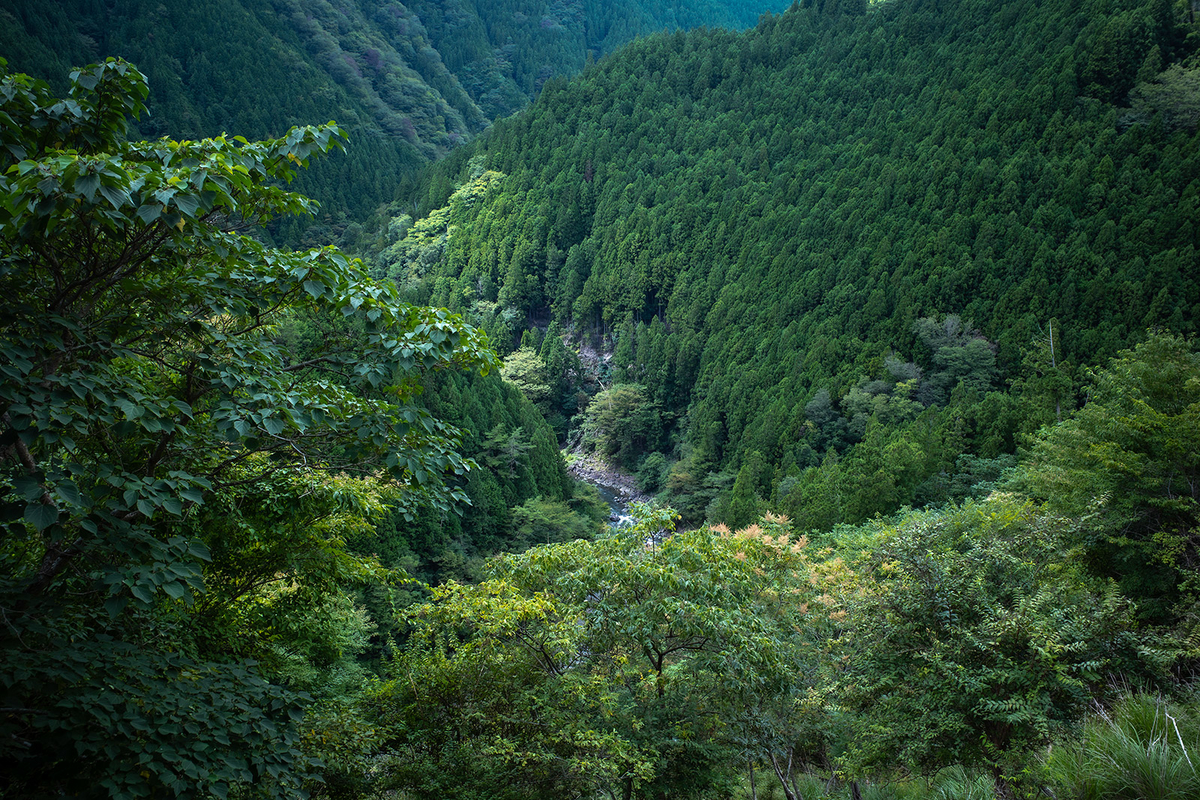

[0,0,792,224]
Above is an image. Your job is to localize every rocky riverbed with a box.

[565,452,651,521]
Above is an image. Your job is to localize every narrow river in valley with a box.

[592,482,635,528]
[565,452,645,529]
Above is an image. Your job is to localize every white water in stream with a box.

[592,482,635,528]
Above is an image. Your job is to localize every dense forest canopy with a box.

[0,0,793,233]
[380,0,1200,530]
[4,0,1200,797]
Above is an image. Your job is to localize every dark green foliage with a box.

[383,0,1199,528]
[710,450,768,528]
[1,0,452,227]
[0,0,791,232]
[1,625,312,799]
[0,58,491,798]
[1020,333,1200,623]
[4,0,1200,792]
[912,452,1018,508]
[637,450,670,493]
[838,499,1156,796]
[362,367,597,585]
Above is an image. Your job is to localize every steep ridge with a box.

[0,0,792,227]
[380,0,1200,525]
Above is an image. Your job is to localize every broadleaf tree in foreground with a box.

[834,498,1157,799]
[0,58,495,798]
[1019,333,1200,624]
[377,504,825,800]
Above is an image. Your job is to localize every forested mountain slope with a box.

[381,0,1200,526]
[0,0,791,229]
[6,6,1200,797]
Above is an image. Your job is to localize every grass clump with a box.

[1045,693,1200,800]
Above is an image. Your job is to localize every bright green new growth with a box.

[378,505,821,799]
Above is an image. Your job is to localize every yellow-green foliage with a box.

[375,506,824,800]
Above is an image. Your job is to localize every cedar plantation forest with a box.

[3,0,1200,798]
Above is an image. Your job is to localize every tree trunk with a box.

[1049,319,1061,423]
[748,759,758,800]
[768,751,798,800]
